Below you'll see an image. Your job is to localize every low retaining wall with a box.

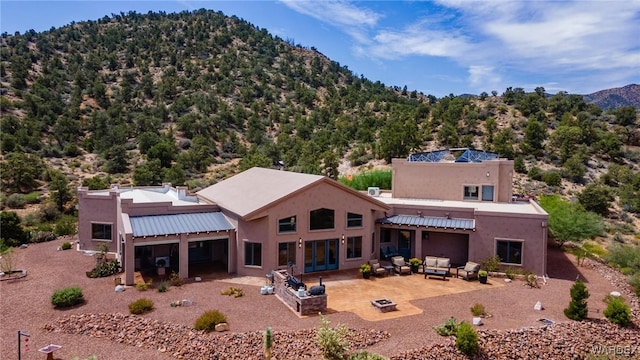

[273,270,327,316]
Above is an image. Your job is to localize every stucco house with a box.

[77,149,548,285]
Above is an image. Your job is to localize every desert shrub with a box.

[60,241,72,250]
[481,255,501,273]
[504,267,516,280]
[542,171,562,186]
[348,351,388,360]
[564,279,589,321]
[316,314,349,360]
[603,296,632,327]
[455,322,479,356]
[169,271,184,287]
[528,166,543,181]
[30,230,56,243]
[51,286,84,308]
[87,259,121,278]
[129,298,154,315]
[194,310,227,332]
[54,215,77,236]
[157,281,169,293]
[5,193,26,208]
[434,316,459,336]
[221,286,244,297]
[470,303,486,317]
[136,280,152,291]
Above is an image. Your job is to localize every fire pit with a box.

[370,298,397,313]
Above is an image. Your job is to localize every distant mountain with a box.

[583,84,640,110]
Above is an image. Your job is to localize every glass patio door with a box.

[304,239,339,272]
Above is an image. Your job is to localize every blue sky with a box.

[1,0,639,97]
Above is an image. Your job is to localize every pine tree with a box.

[564,279,589,320]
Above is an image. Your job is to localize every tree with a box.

[133,159,164,186]
[578,184,614,217]
[539,195,604,247]
[0,152,45,193]
[564,279,589,321]
[614,106,637,126]
[0,211,29,248]
[146,141,178,168]
[523,118,547,156]
[48,169,72,212]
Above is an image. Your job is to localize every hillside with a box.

[584,84,640,110]
[0,9,639,242]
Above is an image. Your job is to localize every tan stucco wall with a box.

[234,181,386,277]
[391,158,514,202]
[77,188,120,253]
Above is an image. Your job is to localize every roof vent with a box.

[368,187,380,197]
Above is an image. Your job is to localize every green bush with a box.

[30,230,56,243]
[60,241,72,250]
[455,322,479,356]
[87,259,121,278]
[542,171,562,186]
[51,286,84,308]
[434,316,459,336]
[564,279,589,321]
[169,271,184,287]
[603,296,632,327]
[470,303,486,317]
[136,280,152,291]
[481,255,501,273]
[316,314,349,360]
[157,281,169,293]
[194,310,227,332]
[128,298,154,315]
[54,215,77,236]
[5,193,26,208]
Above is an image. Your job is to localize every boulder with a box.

[214,322,229,332]
[472,317,483,326]
[534,301,543,311]
[115,285,125,293]
[181,299,193,307]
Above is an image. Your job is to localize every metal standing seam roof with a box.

[130,212,234,237]
[377,215,475,230]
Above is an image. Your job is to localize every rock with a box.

[19,244,28,249]
[181,299,193,307]
[214,322,229,332]
[115,285,125,292]
[194,277,202,282]
[534,301,543,311]
[472,317,483,326]
[504,278,512,283]
[610,291,621,297]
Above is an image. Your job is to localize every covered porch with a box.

[123,212,235,285]
[377,214,475,267]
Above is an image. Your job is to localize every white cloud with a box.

[468,65,501,91]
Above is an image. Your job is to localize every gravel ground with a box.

[1,238,637,360]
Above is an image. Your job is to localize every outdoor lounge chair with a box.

[369,259,388,277]
[391,256,411,275]
[456,261,481,281]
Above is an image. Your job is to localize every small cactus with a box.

[264,327,273,360]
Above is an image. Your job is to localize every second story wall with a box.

[391,158,514,202]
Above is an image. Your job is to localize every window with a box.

[91,223,112,241]
[346,212,363,228]
[278,242,296,266]
[346,236,362,259]
[278,216,297,233]
[310,208,334,230]
[496,240,523,265]
[482,185,494,201]
[244,242,262,267]
[463,185,479,200]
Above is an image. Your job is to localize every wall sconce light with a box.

[341,234,345,244]
[298,237,302,248]
[486,171,490,177]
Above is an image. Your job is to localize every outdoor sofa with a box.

[423,256,451,280]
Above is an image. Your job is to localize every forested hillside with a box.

[1,9,639,243]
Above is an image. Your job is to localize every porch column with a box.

[228,229,237,274]
[124,235,135,285]
[179,234,189,279]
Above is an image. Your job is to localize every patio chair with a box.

[456,261,481,281]
[369,259,387,277]
[391,256,411,275]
